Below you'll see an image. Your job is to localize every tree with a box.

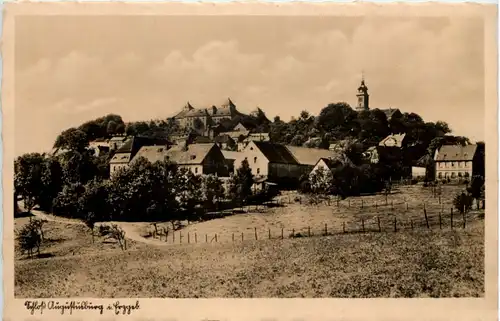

[16,221,42,258]
[201,175,225,210]
[467,175,485,208]
[52,183,85,219]
[309,166,334,195]
[14,153,46,211]
[54,128,89,153]
[176,168,203,220]
[228,159,254,205]
[78,178,110,241]
[30,218,48,241]
[317,102,357,137]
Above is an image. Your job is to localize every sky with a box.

[14,15,485,156]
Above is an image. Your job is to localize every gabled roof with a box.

[109,136,128,142]
[131,146,170,164]
[194,136,213,144]
[314,158,342,171]
[435,144,478,162]
[379,133,407,147]
[214,134,235,144]
[164,143,217,165]
[224,130,250,139]
[111,136,170,163]
[286,146,339,166]
[244,133,270,142]
[221,150,240,161]
[252,141,298,165]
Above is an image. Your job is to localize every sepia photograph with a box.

[2,2,498,319]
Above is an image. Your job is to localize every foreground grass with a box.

[15,218,484,298]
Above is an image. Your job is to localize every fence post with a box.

[394,217,397,232]
[205,234,208,243]
[215,234,218,242]
[241,232,244,242]
[173,231,175,243]
[451,208,454,229]
[439,212,442,229]
[377,217,381,232]
[406,203,409,211]
[188,233,190,244]
[195,233,197,243]
[410,219,413,230]
[180,232,182,243]
[343,222,346,233]
[292,228,295,237]
[391,201,394,210]
[463,209,466,229]
[232,233,235,243]
[324,223,328,236]
[255,227,258,240]
[361,199,363,209]
[362,218,365,233]
[308,226,311,237]
[281,228,284,239]
[424,208,430,229]
[268,228,271,239]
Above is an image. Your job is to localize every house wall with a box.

[234,142,269,177]
[180,164,204,175]
[202,145,231,177]
[269,163,303,180]
[435,160,473,179]
[310,160,330,176]
[411,166,426,178]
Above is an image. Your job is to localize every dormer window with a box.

[191,155,196,160]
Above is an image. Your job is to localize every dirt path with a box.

[17,202,170,247]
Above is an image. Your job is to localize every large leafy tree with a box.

[228,159,254,204]
[54,128,89,153]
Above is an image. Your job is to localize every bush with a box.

[453,191,473,213]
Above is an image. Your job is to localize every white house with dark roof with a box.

[434,144,481,180]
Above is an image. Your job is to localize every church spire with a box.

[356,73,369,112]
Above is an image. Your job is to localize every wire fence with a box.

[145,208,482,245]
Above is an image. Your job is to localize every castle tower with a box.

[355,76,369,112]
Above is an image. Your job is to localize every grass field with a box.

[14,184,484,298]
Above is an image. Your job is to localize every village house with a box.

[411,166,427,180]
[379,133,407,148]
[89,138,110,157]
[221,150,240,174]
[215,134,236,151]
[109,135,129,150]
[238,133,271,151]
[286,145,340,176]
[434,144,483,180]
[233,141,302,184]
[167,143,229,176]
[109,136,170,177]
[310,157,342,177]
[380,108,403,121]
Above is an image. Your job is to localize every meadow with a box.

[14,183,484,298]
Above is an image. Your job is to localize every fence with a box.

[146,207,480,245]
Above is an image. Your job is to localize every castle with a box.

[173,98,242,131]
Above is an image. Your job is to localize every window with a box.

[464,172,470,178]
[257,168,260,174]
[451,172,456,178]
[458,172,462,178]
[451,162,455,167]
[254,157,257,163]
[195,167,198,174]
[438,172,442,178]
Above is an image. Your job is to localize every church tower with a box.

[356,76,369,112]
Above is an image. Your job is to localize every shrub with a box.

[453,191,473,213]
